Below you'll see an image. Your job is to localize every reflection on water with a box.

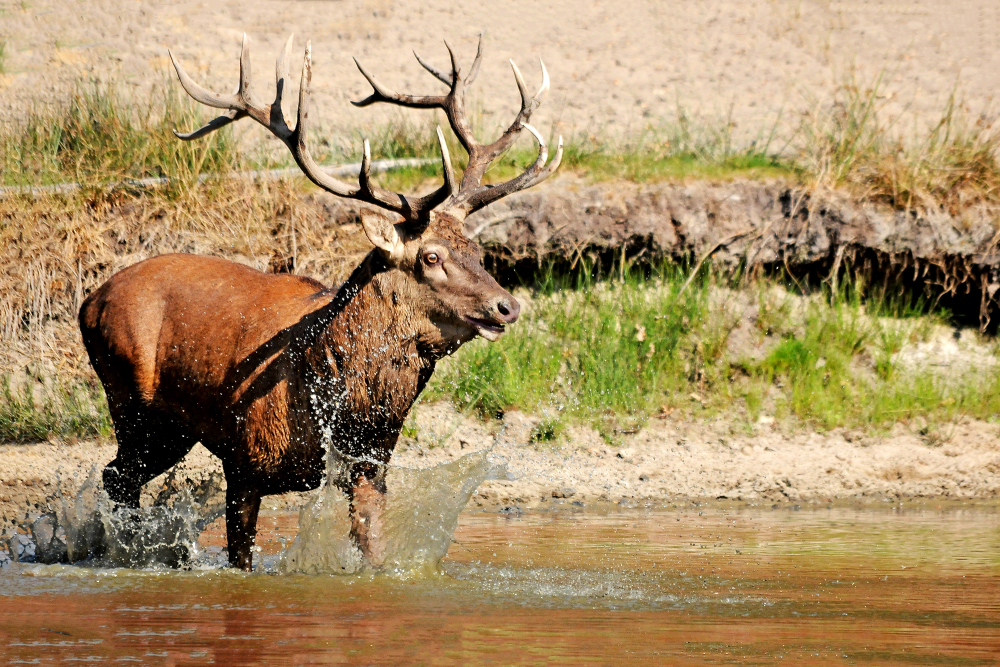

[2,504,998,665]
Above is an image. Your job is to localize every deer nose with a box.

[493,296,520,324]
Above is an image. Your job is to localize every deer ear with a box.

[360,209,406,262]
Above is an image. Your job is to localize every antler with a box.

[168,34,455,222]
[354,34,563,217]
[169,34,560,224]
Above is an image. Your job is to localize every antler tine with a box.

[275,34,294,100]
[535,59,550,101]
[443,41,462,81]
[436,126,458,196]
[173,109,245,141]
[509,60,532,111]
[413,50,453,85]
[265,33,295,131]
[238,34,254,107]
[524,127,563,188]
[352,58,444,109]
[464,34,484,86]
[461,124,563,214]
[276,34,294,84]
[168,49,241,110]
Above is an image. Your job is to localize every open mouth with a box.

[463,315,506,341]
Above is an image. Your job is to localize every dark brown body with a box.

[100,31,560,570]
[80,251,466,569]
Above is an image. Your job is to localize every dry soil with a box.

[2,0,1000,143]
[2,402,998,524]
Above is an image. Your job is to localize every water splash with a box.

[6,447,499,574]
[10,465,225,569]
[282,450,504,575]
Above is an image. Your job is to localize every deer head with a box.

[168,34,561,345]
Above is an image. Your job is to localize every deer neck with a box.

[301,253,440,443]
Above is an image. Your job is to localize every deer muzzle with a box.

[464,295,520,342]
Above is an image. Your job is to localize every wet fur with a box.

[79,215,516,570]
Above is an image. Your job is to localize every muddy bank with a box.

[402,404,1000,508]
[3,405,997,525]
[466,178,1000,327]
[11,176,1000,368]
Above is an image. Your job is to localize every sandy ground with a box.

[2,0,1000,142]
[2,403,998,525]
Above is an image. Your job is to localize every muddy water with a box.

[2,505,998,665]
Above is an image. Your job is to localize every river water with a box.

[2,502,998,665]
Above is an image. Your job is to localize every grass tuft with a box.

[0,80,240,196]
[0,377,112,443]
[798,75,1000,211]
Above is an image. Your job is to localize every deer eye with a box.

[424,252,440,265]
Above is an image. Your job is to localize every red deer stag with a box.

[79,34,561,570]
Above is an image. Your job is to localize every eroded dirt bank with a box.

[467,178,1000,327]
[2,405,997,525]
[8,176,1000,385]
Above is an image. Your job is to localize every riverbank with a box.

[2,402,997,530]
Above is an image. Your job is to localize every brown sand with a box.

[2,402,997,523]
[2,0,1000,142]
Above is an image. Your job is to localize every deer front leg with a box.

[225,481,262,571]
[349,474,386,567]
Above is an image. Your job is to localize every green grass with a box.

[427,264,999,441]
[0,377,112,443]
[0,80,240,196]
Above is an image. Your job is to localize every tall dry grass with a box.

[797,75,1000,212]
[0,82,242,196]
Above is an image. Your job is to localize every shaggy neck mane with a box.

[300,252,438,463]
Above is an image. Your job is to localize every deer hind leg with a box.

[103,404,197,507]
[348,463,387,567]
[222,472,262,571]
